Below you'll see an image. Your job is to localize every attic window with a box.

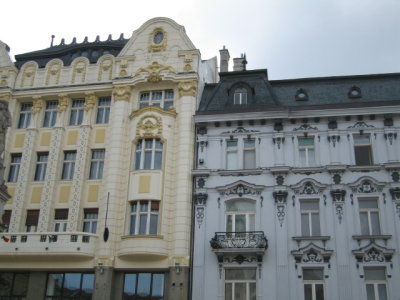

[234,88,247,105]
[348,86,362,98]
[295,89,308,101]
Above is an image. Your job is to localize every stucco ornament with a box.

[135,62,176,83]
[57,94,70,112]
[1,69,9,86]
[32,96,44,114]
[178,80,197,97]
[72,58,87,83]
[136,114,162,138]
[112,86,131,101]
[45,60,62,85]
[84,93,96,111]
[148,27,167,52]
[21,62,37,87]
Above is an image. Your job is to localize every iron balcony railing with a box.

[210,231,268,250]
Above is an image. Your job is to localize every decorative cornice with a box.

[112,85,131,101]
[178,80,197,97]
[135,62,176,83]
[129,105,177,119]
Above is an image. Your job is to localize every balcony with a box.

[210,231,268,254]
[0,232,98,259]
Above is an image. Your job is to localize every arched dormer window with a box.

[234,88,248,105]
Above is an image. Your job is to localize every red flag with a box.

[2,236,9,242]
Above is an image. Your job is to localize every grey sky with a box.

[2,0,400,79]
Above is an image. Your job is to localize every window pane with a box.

[226,215,233,232]
[365,269,386,280]
[308,149,316,166]
[129,215,136,235]
[303,269,323,280]
[304,284,312,300]
[316,284,324,300]
[234,283,246,300]
[135,152,141,170]
[139,215,147,235]
[366,284,375,300]
[144,151,152,169]
[249,214,255,231]
[81,274,94,296]
[165,90,174,99]
[370,212,381,235]
[299,149,306,165]
[244,150,255,169]
[359,199,378,209]
[301,213,310,236]
[154,151,162,169]
[360,212,370,235]
[299,137,315,147]
[151,274,164,296]
[378,284,387,300]
[235,215,246,232]
[300,201,319,210]
[249,282,256,300]
[355,146,372,165]
[311,213,321,236]
[124,274,137,296]
[63,273,81,296]
[46,274,63,296]
[225,269,256,280]
[226,152,237,170]
[150,215,158,235]
[225,283,232,300]
[354,135,370,144]
[137,273,151,296]
[226,200,255,212]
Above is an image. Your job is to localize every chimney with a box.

[219,46,230,72]
[233,53,247,71]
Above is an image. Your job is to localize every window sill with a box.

[292,236,330,241]
[352,235,391,242]
[218,169,263,176]
[121,235,164,240]
[292,167,325,174]
[348,165,382,172]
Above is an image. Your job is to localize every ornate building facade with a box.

[192,49,400,300]
[0,18,217,299]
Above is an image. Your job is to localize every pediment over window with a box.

[216,180,265,197]
[352,241,395,263]
[291,242,333,264]
[291,179,327,195]
[348,176,385,193]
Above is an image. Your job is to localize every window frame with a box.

[54,209,69,232]
[45,272,95,299]
[243,139,256,169]
[129,200,159,235]
[8,153,22,182]
[233,88,248,105]
[25,209,39,232]
[353,134,373,166]
[135,139,163,170]
[224,268,256,300]
[82,208,98,234]
[358,198,381,235]
[34,152,49,181]
[123,272,165,299]
[96,96,111,124]
[364,268,388,300]
[69,98,85,126]
[226,139,238,170]
[0,272,29,298]
[298,136,316,167]
[225,199,256,233]
[43,100,58,127]
[300,199,321,237]
[18,102,32,129]
[61,151,76,180]
[303,268,325,300]
[139,89,174,109]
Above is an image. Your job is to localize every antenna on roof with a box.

[50,35,55,47]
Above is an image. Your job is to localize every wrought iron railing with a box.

[210,231,268,250]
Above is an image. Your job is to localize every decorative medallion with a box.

[112,85,131,101]
[135,114,162,139]
[349,177,385,193]
[135,62,176,83]
[148,27,167,52]
[291,179,327,195]
[216,180,264,197]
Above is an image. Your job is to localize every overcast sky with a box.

[2,0,400,79]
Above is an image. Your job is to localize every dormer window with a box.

[234,88,247,105]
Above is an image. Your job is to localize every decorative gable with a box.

[216,180,264,197]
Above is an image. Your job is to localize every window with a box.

[300,200,321,236]
[96,96,111,124]
[359,198,381,235]
[83,208,98,234]
[123,273,164,299]
[2,210,11,232]
[129,200,159,235]
[226,140,238,170]
[234,88,247,105]
[18,102,32,128]
[89,149,105,179]
[135,139,163,170]
[69,99,85,126]
[0,273,29,299]
[354,134,373,166]
[365,268,388,300]
[243,139,255,169]
[61,151,76,180]
[299,137,316,167]
[8,153,22,182]
[34,152,48,181]
[225,268,256,300]
[226,200,255,232]
[25,209,39,232]
[43,100,58,127]
[54,209,68,232]
[139,90,174,109]
[46,273,94,299]
[303,268,325,300]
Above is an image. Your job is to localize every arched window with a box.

[233,88,247,105]
[225,199,255,232]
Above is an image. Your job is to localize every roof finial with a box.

[50,35,55,47]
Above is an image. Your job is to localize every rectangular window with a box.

[303,268,325,300]
[359,198,381,235]
[46,273,94,299]
[2,210,11,232]
[34,152,48,181]
[243,139,255,169]
[18,102,32,129]
[354,134,373,166]
[300,200,321,236]
[43,100,58,127]
[54,209,68,232]
[8,153,22,182]
[83,208,98,234]
[0,273,29,298]
[225,268,256,300]
[135,139,163,170]
[139,90,174,109]
[89,149,105,179]
[299,137,316,167]
[69,99,85,126]
[129,200,159,235]
[365,268,388,300]
[96,96,111,124]
[25,209,39,232]
[233,88,248,105]
[61,151,76,180]
[226,140,238,170]
[123,273,164,299]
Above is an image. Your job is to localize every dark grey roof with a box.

[198,69,400,114]
[14,34,128,69]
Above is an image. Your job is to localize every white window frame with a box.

[353,134,373,166]
[129,200,159,235]
[34,153,48,181]
[61,151,76,180]
[225,199,256,233]
[298,137,316,167]
[8,153,22,182]
[89,149,105,179]
[69,99,85,126]
[96,96,111,124]
[83,209,98,234]
[224,268,256,300]
[359,198,381,235]
[135,139,163,170]
[18,102,32,129]
[226,140,238,170]
[243,139,256,169]
[54,209,68,232]
[300,199,321,237]
[303,268,325,300]
[364,268,388,300]
[139,90,174,109]
[233,88,248,105]
[43,100,58,127]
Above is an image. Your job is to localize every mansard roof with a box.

[14,34,128,69]
[198,69,400,113]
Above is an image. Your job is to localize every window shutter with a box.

[54,209,69,220]
[25,210,40,225]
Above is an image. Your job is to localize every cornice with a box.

[129,105,177,119]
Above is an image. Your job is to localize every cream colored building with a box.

[0,17,217,300]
